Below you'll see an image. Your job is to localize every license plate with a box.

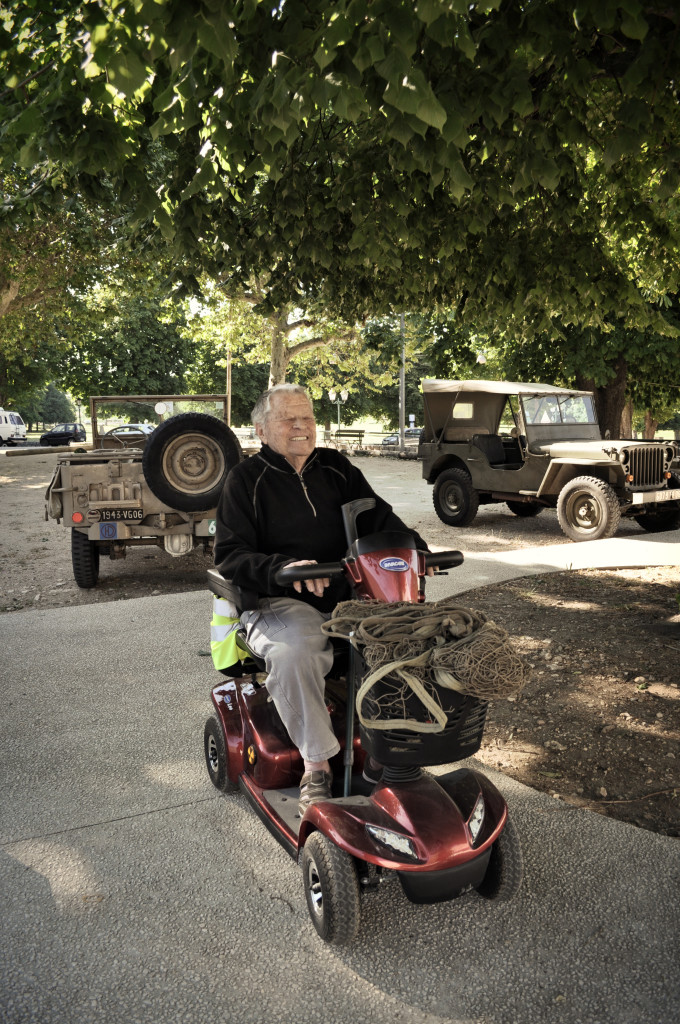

[98,508,143,521]
[631,488,680,504]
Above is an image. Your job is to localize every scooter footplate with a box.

[264,787,301,836]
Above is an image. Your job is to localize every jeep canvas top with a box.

[420,379,680,542]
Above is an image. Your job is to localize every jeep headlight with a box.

[665,446,675,465]
[618,450,629,465]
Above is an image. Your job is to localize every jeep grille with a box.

[627,446,665,491]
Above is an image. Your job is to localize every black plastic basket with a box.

[358,674,488,767]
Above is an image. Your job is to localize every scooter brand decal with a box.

[379,556,409,572]
[247,744,257,765]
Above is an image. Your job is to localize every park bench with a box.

[332,429,365,450]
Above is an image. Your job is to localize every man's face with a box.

[257,392,316,467]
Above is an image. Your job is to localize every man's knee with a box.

[271,634,333,676]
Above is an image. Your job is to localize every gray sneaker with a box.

[298,770,333,816]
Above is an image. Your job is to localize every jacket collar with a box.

[257,444,318,474]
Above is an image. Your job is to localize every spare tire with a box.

[142,413,242,512]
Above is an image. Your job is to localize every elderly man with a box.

[214,383,429,813]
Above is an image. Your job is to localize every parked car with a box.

[420,378,680,542]
[0,409,27,445]
[102,423,155,446]
[382,428,422,446]
[40,423,87,446]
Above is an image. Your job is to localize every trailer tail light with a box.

[71,512,84,524]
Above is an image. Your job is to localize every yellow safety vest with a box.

[210,595,244,671]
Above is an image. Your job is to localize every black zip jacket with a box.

[214,445,429,612]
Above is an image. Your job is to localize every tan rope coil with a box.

[321,598,528,733]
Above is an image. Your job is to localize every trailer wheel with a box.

[636,473,680,533]
[142,413,242,513]
[475,817,523,903]
[556,476,621,541]
[301,832,360,944]
[506,501,542,517]
[71,529,100,589]
[204,715,238,793]
[433,468,479,527]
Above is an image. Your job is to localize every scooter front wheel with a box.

[474,816,523,902]
[204,715,239,793]
[301,832,360,944]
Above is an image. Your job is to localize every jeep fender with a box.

[536,459,618,500]
[424,453,469,485]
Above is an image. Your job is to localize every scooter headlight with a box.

[468,794,485,843]
[366,824,418,861]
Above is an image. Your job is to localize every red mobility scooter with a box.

[204,499,522,943]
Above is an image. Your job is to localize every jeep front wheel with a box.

[556,476,621,542]
[433,468,479,527]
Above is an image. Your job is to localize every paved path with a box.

[1,534,679,1024]
[429,529,679,598]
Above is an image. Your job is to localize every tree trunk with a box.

[643,410,658,439]
[268,313,290,386]
[620,399,633,439]
[576,354,628,439]
[0,278,20,318]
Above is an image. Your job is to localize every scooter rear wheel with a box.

[301,832,360,944]
[474,816,523,902]
[204,715,238,793]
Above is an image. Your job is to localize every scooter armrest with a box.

[206,568,258,609]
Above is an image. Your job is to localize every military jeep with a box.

[45,395,243,588]
[420,379,680,542]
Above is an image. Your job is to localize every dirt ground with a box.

[2,447,678,837]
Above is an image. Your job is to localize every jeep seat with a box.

[472,434,506,465]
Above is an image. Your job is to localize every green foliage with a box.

[2,0,679,336]
[57,287,194,400]
[40,381,75,423]
[15,382,75,427]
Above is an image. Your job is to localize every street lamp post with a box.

[328,388,349,431]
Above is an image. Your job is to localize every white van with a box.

[0,409,27,445]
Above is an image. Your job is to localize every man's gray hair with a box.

[251,383,311,427]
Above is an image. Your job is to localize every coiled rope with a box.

[321,598,528,733]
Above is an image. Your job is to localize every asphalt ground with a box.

[2,531,679,1024]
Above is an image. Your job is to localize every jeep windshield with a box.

[521,394,596,427]
[90,394,229,446]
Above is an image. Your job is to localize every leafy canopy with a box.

[2,1,679,335]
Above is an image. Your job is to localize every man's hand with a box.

[286,559,330,597]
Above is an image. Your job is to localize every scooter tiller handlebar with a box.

[423,550,464,570]
[274,549,464,587]
[275,562,346,585]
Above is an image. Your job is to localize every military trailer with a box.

[420,379,680,542]
[45,395,242,588]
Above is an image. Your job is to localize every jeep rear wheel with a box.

[433,468,479,527]
[142,413,242,513]
[636,473,680,533]
[71,529,100,588]
[557,476,621,542]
